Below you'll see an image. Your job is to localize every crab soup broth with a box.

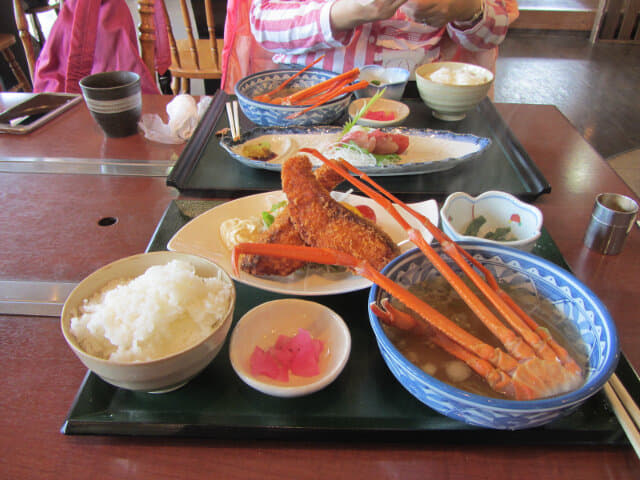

[382,275,588,399]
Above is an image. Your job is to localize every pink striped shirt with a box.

[249,0,511,75]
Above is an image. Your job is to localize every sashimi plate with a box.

[219,126,491,176]
[167,191,438,296]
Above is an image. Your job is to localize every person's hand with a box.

[330,0,409,32]
[401,0,483,27]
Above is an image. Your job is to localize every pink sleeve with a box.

[250,0,350,54]
[221,0,278,93]
[446,0,513,51]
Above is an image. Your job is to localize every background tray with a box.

[167,93,550,202]
[62,200,638,444]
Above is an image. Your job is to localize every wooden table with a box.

[1,98,638,478]
[0,93,185,176]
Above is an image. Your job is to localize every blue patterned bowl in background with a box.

[368,244,619,430]
[235,68,352,127]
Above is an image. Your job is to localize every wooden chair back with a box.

[591,0,640,43]
[0,33,32,92]
[12,0,62,82]
[138,0,224,94]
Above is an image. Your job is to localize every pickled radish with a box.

[250,328,324,381]
[363,110,396,121]
[250,346,289,382]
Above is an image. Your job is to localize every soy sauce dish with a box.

[355,65,410,100]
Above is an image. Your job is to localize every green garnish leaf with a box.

[342,88,387,136]
[262,212,275,227]
[261,200,288,228]
[463,216,486,236]
[485,226,512,241]
[268,200,287,213]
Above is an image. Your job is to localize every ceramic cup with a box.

[583,192,638,255]
[79,71,142,137]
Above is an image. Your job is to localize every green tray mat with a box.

[62,200,638,443]
[166,93,550,202]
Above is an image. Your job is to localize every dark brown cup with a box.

[79,71,142,138]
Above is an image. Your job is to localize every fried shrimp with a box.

[283,155,400,272]
[239,161,345,276]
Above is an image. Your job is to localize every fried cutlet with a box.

[282,155,400,272]
[239,160,345,276]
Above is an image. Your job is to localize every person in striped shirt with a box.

[248,0,517,77]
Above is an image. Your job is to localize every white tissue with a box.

[139,94,213,144]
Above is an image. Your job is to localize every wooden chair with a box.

[590,0,640,43]
[138,0,224,94]
[24,1,61,50]
[12,0,62,83]
[0,33,32,92]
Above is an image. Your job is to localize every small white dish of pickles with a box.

[440,191,543,252]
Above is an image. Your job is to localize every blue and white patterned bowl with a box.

[235,68,352,127]
[368,244,619,430]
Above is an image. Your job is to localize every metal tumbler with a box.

[583,193,638,255]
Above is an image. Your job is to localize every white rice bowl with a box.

[69,259,233,362]
[61,252,236,392]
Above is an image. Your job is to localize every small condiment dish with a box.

[440,191,543,251]
[355,65,410,100]
[348,97,410,127]
[229,299,351,397]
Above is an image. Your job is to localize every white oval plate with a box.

[219,126,491,176]
[167,191,438,296]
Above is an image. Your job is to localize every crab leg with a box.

[232,243,519,373]
[253,55,325,103]
[370,299,535,398]
[233,242,541,399]
[300,148,581,375]
[233,242,581,400]
[324,151,580,372]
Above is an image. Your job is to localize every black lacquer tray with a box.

[62,200,639,444]
[166,92,550,202]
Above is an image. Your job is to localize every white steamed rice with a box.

[428,66,490,86]
[69,259,233,362]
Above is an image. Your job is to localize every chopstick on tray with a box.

[225,100,240,141]
[604,373,640,458]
